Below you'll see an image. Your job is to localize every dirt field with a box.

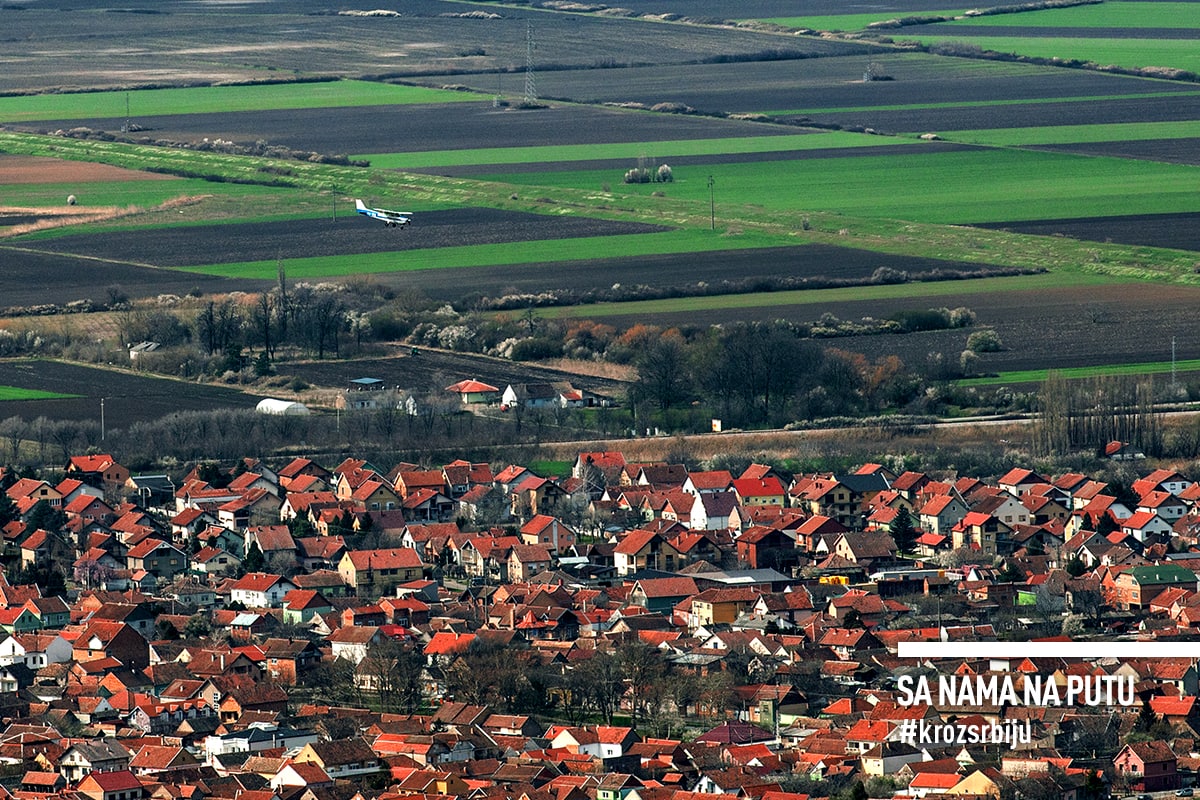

[25,209,667,268]
[421,56,1170,121]
[1029,138,1200,167]
[785,94,1200,134]
[974,211,1200,252]
[0,156,179,184]
[386,244,1000,303]
[0,0,862,95]
[589,281,1200,380]
[0,360,259,427]
[0,248,267,308]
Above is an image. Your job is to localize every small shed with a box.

[256,398,310,416]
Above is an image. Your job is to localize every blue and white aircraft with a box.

[355,199,412,228]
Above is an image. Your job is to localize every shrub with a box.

[624,168,651,184]
[509,337,563,361]
[966,328,1003,352]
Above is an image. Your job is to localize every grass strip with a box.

[0,386,79,400]
[0,81,484,123]
[359,131,898,169]
[941,120,1200,146]
[906,35,1200,74]
[944,2,1200,29]
[959,358,1200,387]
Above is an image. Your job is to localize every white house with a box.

[228,573,296,608]
[0,632,73,669]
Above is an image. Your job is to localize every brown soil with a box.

[0,155,178,184]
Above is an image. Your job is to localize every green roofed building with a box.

[1111,564,1197,609]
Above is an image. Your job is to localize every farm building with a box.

[256,399,310,416]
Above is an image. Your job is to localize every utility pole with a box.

[100,398,105,440]
[707,174,715,230]
[523,21,537,105]
[1172,336,1178,393]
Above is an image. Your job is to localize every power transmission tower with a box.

[523,21,537,105]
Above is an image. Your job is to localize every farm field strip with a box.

[535,272,1126,319]
[358,131,901,169]
[0,179,293,211]
[765,89,1200,117]
[958,358,1200,387]
[941,120,1200,146]
[758,11,970,31]
[177,229,798,280]
[0,386,79,401]
[944,2,1200,29]
[902,35,1200,74]
[0,81,485,124]
[474,148,1200,226]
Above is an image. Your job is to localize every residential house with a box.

[66,453,131,489]
[126,538,188,581]
[292,737,383,779]
[520,515,577,554]
[1113,741,1179,792]
[338,548,425,596]
[75,770,143,800]
[229,573,297,608]
[59,739,133,782]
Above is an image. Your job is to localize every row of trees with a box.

[119,268,361,374]
[629,321,924,428]
[1034,373,1165,457]
[303,637,775,738]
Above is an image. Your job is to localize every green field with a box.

[475,148,1200,225]
[959,358,1200,387]
[947,2,1200,29]
[181,228,795,280]
[0,386,78,401]
[359,130,900,169]
[909,35,1200,74]
[759,11,968,31]
[537,271,1124,319]
[942,119,1200,146]
[0,80,483,123]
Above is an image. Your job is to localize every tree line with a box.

[629,321,927,429]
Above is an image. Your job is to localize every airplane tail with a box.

[355,199,367,211]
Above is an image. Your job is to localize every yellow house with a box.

[946,770,1006,800]
[338,548,424,596]
[686,587,761,630]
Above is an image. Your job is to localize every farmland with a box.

[0,0,1196,426]
[0,360,257,427]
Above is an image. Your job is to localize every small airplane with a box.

[355,199,412,228]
